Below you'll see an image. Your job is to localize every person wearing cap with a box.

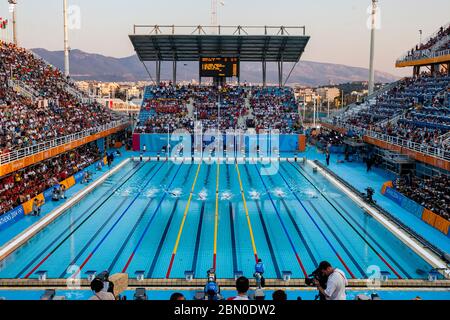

[314,261,348,300]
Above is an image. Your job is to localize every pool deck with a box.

[0,278,449,289]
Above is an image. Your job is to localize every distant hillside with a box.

[32,48,399,86]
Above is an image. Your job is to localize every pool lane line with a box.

[68,161,166,279]
[59,163,164,279]
[252,164,309,278]
[146,163,194,278]
[212,160,220,270]
[234,162,259,263]
[191,165,212,277]
[262,167,318,268]
[288,160,404,279]
[191,203,205,277]
[107,161,180,273]
[58,196,130,278]
[121,162,183,273]
[292,161,409,279]
[229,203,238,274]
[107,196,156,272]
[165,162,202,279]
[305,201,363,278]
[17,161,142,278]
[20,160,147,279]
[331,200,412,278]
[243,164,282,279]
[277,164,361,279]
[226,165,238,274]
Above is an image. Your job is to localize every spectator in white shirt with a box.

[230,276,250,300]
[314,261,348,301]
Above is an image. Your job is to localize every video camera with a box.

[363,187,376,204]
[304,267,329,301]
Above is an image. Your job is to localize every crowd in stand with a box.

[394,174,450,221]
[134,83,302,134]
[0,142,101,215]
[0,41,121,154]
[332,72,450,150]
[312,128,346,149]
[402,24,450,61]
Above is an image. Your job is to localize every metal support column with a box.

[278,59,284,87]
[173,60,177,85]
[262,60,267,87]
[156,60,161,84]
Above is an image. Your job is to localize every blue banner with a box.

[384,187,424,219]
[73,171,85,184]
[0,206,25,230]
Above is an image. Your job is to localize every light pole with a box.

[63,0,70,77]
[368,0,378,95]
[8,0,17,45]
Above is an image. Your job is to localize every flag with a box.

[0,18,8,30]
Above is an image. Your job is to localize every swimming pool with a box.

[0,159,436,280]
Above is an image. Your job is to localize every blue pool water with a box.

[0,159,435,280]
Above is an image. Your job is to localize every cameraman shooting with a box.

[314,261,348,300]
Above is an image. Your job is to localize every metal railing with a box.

[133,24,307,36]
[397,48,450,64]
[364,130,450,161]
[321,120,450,161]
[397,22,450,63]
[0,119,131,165]
[7,79,39,101]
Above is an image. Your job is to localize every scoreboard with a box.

[199,57,240,78]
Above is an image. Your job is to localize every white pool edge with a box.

[0,158,130,262]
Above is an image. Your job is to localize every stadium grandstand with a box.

[0,40,131,215]
[322,22,450,226]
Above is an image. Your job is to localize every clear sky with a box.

[0,0,449,76]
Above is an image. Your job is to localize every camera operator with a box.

[314,261,348,300]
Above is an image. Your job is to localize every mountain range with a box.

[32,48,399,86]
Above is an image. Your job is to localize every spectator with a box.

[229,276,250,300]
[170,293,186,301]
[89,278,115,301]
[314,261,348,301]
[272,290,287,301]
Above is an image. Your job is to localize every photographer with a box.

[314,261,348,300]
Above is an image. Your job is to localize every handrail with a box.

[397,48,450,64]
[364,130,450,161]
[0,119,131,165]
[397,22,450,62]
[322,120,450,161]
